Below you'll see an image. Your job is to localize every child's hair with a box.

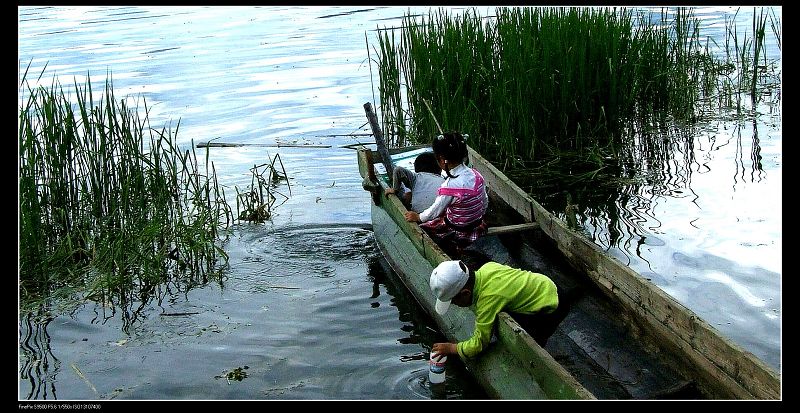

[460,249,491,273]
[432,131,468,179]
[414,151,441,175]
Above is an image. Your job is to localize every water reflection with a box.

[365,247,488,399]
[18,225,488,400]
[738,118,765,185]
[535,110,774,268]
[17,5,781,397]
[511,99,780,370]
[19,310,60,400]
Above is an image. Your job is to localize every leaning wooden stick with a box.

[363,102,394,182]
[422,98,444,135]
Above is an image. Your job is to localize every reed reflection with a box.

[19,309,60,400]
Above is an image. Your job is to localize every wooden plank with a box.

[550,207,780,399]
[363,102,394,183]
[467,144,779,399]
[365,145,779,399]
[375,180,450,270]
[372,203,443,316]
[371,201,586,399]
[356,147,374,181]
[369,149,593,399]
[468,147,534,222]
[467,346,551,400]
[487,222,540,236]
[497,313,595,400]
[196,142,331,148]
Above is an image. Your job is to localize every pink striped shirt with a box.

[419,164,488,226]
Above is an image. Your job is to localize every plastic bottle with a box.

[429,353,447,384]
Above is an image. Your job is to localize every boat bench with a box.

[486,222,540,236]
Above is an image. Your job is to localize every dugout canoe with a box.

[356,104,780,400]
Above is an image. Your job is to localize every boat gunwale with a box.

[467,146,780,400]
[358,142,779,400]
[358,145,595,400]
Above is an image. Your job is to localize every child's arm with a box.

[386,165,415,196]
[395,166,416,190]
[392,166,415,191]
[431,295,503,360]
[418,194,452,222]
[456,295,504,359]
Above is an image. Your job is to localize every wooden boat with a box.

[357,103,780,400]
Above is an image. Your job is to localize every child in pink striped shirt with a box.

[403,131,489,255]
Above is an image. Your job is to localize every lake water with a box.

[17,5,781,400]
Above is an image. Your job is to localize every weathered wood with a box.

[371,199,585,399]
[363,102,394,184]
[540,192,780,399]
[468,147,534,222]
[314,133,372,137]
[497,313,596,400]
[361,143,779,399]
[466,145,780,400]
[357,147,381,205]
[356,147,374,182]
[341,142,374,150]
[196,142,331,148]
[487,222,540,236]
[360,146,593,400]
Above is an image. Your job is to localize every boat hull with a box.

[371,193,591,399]
[358,144,780,400]
[467,148,780,400]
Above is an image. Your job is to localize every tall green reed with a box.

[371,6,777,241]
[716,7,780,112]
[374,7,720,167]
[19,69,233,312]
[235,153,291,223]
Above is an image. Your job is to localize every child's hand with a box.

[404,211,420,222]
[384,188,395,197]
[432,342,457,357]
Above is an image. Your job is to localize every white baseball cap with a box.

[430,260,469,315]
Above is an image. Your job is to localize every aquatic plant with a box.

[372,7,776,163]
[18,66,233,312]
[370,6,778,236]
[379,8,707,159]
[235,153,290,223]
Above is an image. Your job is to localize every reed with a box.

[769,8,781,53]
[235,153,290,223]
[371,6,777,225]
[752,8,766,100]
[715,7,780,112]
[19,70,233,311]
[374,7,719,168]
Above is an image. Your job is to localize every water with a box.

[17,5,781,400]
[573,7,782,371]
[19,224,487,400]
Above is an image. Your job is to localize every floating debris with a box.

[215,366,249,384]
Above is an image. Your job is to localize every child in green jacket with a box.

[429,252,569,360]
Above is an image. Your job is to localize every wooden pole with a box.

[422,98,444,135]
[363,102,394,183]
[196,142,331,148]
